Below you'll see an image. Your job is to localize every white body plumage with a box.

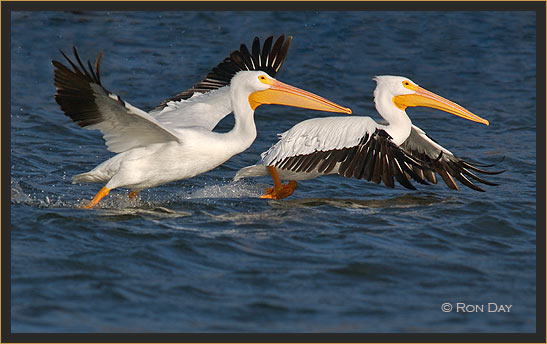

[72,71,264,192]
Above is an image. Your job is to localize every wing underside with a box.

[269,128,431,190]
[261,119,502,191]
[149,35,293,132]
[53,47,181,153]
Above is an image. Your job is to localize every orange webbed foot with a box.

[79,186,110,209]
[128,191,139,204]
[261,180,297,200]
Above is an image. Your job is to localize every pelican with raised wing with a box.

[235,75,502,199]
[52,41,351,208]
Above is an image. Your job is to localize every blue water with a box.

[10,11,537,333]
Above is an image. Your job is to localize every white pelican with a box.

[234,75,502,199]
[52,45,351,208]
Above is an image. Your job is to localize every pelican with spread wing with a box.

[53,36,351,208]
[235,75,502,199]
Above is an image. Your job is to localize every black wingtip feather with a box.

[95,52,102,84]
[251,37,261,66]
[53,46,107,129]
[400,128,503,192]
[154,35,293,110]
[273,129,433,191]
[261,36,273,66]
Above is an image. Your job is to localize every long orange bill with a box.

[393,86,489,125]
[249,79,352,114]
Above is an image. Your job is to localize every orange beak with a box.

[249,79,352,114]
[393,86,489,126]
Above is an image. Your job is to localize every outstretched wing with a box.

[150,35,293,131]
[53,47,182,153]
[262,117,430,189]
[399,125,503,191]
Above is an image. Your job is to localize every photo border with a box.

[2,1,545,343]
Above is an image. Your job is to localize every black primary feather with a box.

[53,46,114,128]
[273,129,432,190]
[154,35,293,110]
[399,127,504,192]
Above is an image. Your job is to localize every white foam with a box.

[185,180,264,199]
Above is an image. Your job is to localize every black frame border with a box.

[2,1,545,343]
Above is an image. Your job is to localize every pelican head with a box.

[373,75,489,126]
[230,71,352,114]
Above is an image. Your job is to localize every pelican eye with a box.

[402,80,416,90]
[258,75,269,84]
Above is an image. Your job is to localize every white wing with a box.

[53,48,181,153]
[403,124,453,156]
[239,116,434,189]
[149,87,232,131]
[261,116,379,166]
[149,35,293,131]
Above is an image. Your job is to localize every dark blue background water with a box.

[10,11,537,333]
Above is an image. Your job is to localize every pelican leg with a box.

[80,186,110,209]
[128,191,139,202]
[261,166,298,199]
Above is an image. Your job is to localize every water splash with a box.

[185,180,264,199]
[11,178,74,208]
[10,177,267,211]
